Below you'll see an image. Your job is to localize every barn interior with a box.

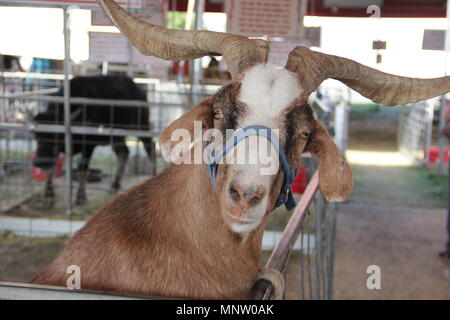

[0,0,449,301]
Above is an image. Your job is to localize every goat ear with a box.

[304,121,353,202]
[159,97,214,163]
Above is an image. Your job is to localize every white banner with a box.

[0,0,142,9]
[89,32,171,78]
[91,0,167,26]
[225,0,303,38]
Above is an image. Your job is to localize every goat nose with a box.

[229,183,266,207]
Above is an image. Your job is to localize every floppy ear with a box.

[159,97,214,163]
[304,120,353,202]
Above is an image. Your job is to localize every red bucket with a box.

[428,146,449,164]
[291,166,308,194]
[31,152,64,181]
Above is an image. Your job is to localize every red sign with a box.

[226,0,303,38]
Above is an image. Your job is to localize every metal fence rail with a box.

[0,281,148,300]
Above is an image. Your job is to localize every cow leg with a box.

[42,166,55,208]
[75,146,94,205]
[139,137,156,176]
[111,140,129,192]
[75,170,88,205]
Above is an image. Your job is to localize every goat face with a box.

[210,65,314,235]
[160,64,352,236]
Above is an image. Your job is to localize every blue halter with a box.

[206,125,297,211]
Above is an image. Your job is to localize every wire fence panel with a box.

[0,76,215,222]
[397,100,435,164]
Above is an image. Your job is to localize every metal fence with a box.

[0,73,216,222]
[397,99,436,164]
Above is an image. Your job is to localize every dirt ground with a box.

[333,119,450,299]
[0,233,67,282]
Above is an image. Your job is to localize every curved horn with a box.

[285,46,450,106]
[97,0,268,78]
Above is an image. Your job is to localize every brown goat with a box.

[32,92,348,299]
[31,0,450,299]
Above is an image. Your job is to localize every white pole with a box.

[185,0,196,30]
[192,0,204,104]
[63,8,72,219]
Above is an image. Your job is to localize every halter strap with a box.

[207,125,297,211]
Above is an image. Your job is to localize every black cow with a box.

[33,75,156,207]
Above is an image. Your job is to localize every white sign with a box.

[89,32,171,78]
[89,32,128,63]
[0,0,142,9]
[422,30,446,51]
[92,0,167,26]
[225,0,303,38]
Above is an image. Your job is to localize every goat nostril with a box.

[229,186,241,202]
[249,195,262,206]
[247,188,265,206]
[229,183,266,207]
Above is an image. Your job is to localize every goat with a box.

[33,75,156,207]
[31,0,450,299]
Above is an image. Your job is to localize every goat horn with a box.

[285,46,450,106]
[97,0,268,79]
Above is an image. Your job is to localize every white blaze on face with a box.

[238,64,301,128]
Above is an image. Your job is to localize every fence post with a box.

[63,7,73,220]
[191,0,204,106]
[334,92,350,153]
[314,192,325,299]
[326,202,337,299]
[424,100,434,166]
[438,95,447,171]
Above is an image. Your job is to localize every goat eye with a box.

[213,109,223,120]
[300,127,311,138]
